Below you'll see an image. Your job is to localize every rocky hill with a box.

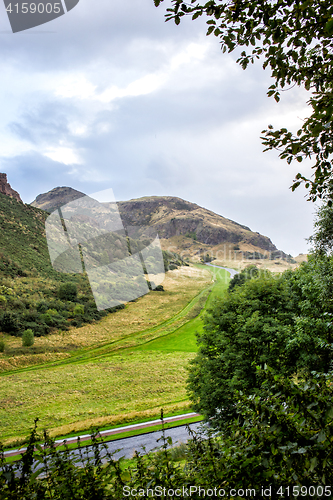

[117,196,275,250]
[30,186,85,213]
[30,188,289,260]
[0,173,22,203]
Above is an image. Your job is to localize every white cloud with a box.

[55,75,97,99]
[43,147,82,165]
[0,0,317,255]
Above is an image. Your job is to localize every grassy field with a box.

[0,264,230,447]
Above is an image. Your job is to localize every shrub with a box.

[73,304,84,316]
[0,339,5,352]
[0,312,19,334]
[169,264,178,270]
[22,329,34,347]
[154,285,164,291]
[36,300,49,313]
[58,282,77,301]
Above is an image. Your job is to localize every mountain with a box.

[30,186,86,213]
[30,188,287,259]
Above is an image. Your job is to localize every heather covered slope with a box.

[0,192,52,277]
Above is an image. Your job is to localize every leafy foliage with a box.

[2,397,333,498]
[188,255,333,427]
[187,273,295,426]
[154,0,333,202]
[308,203,333,255]
[58,282,78,301]
[228,264,261,291]
[22,329,34,347]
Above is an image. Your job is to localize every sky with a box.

[0,0,318,256]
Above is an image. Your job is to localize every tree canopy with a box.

[187,258,333,427]
[154,0,333,203]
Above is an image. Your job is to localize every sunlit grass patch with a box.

[0,350,195,446]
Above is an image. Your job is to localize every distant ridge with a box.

[30,188,287,258]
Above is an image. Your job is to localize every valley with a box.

[0,179,301,450]
[0,263,230,448]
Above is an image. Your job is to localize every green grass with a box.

[137,266,230,353]
[0,264,230,447]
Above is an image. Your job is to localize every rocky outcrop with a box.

[117,196,278,252]
[0,173,22,202]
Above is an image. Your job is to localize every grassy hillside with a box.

[0,193,190,339]
[0,193,52,277]
[0,265,219,446]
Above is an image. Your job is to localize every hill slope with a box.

[31,188,285,258]
[117,196,278,255]
[30,186,86,214]
[0,192,52,276]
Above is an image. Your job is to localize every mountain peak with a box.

[30,186,86,213]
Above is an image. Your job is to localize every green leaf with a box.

[317,430,326,443]
[310,456,318,472]
[325,19,333,35]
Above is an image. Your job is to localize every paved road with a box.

[205,262,239,278]
[83,422,203,462]
[5,422,205,477]
[4,413,200,458]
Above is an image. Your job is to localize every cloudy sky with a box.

[0,0,317,255]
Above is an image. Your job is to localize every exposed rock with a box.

[117,196,278,252]
[31,190,285,257]
[0,173,22,202]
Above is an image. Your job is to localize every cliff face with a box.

[117,196,277,252]
[30,190,282,256]
[0,173,22,203]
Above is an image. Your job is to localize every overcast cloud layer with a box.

[0,0,316,255]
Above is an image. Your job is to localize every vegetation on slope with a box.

[0,193,188,341]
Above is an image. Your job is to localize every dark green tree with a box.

[187,274,295,427]
[154,0,333,203]
[308,204,333,255]
[188,258,333,427]
[58,282,78,301]
[228,264,260,292]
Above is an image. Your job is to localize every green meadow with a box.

[0,265,230,447]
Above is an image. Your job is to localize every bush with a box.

[0,312,19,334]
[0,339,5,352]
[168,264,178,270]
[22,329,34,347]
[73,304,84,316]
[58,282,77,301]
[36,300,49,313]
